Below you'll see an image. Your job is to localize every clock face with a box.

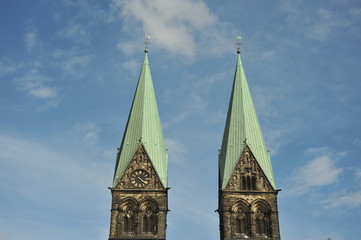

[130,170,150,188]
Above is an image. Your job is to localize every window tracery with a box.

[231,202,250,238]
[252,202,272,238]
[140,201,158,235]
[122,205,136,233]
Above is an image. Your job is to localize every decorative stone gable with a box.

[226,145,273,192]
[219,146,280,240]
[115,144,165,190]
[109,144,168,240]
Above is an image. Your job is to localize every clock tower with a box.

[217,46,281,240]
[109,49,169,240]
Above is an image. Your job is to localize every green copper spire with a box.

[113,51,168,188]
[219,52,276,190]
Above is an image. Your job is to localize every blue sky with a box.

[1,0,361,239]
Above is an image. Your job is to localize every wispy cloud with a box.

[29,86,58,99]
[71,121,101,148]
[321,190,361,209]
[52,48,92,76]
[279,3,352,42]
[165,138,187,164]
[0,133,111,239]
[120,59,139,76]
[286,148,343,195]
[355,168,361,180]
[353,138,361,148]
[305,8,351,42]
[264,128,291,156]
[24,21,38,52]
[13,68,59,104]
[56,23,89,44]
[0,61,23,77]
[0,133,110,203]
[112,0,233,57]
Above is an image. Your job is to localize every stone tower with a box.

[109,50,169,240]
[218,49,281,240]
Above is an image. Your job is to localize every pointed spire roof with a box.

[219,52,276,190]
[113,51,168,188]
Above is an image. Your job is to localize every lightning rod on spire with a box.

[236,35,242,54]
[144,35,151,53]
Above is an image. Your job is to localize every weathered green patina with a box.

[113,52,168,188]
[219,53,276,190]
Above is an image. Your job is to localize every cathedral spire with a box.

[112,50,168,188]
[218,46,276,190]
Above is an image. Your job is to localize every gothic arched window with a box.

[255,208,267,235]
[122,205,136,233]
[235,209,247,234]
[142,206,155,233]
[231,202,250,238]
[251,202,272,237]
[140,201,158,235]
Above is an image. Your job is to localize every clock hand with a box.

[137,177,147,184]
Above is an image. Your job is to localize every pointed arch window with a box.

[140,202,158,235]
[235,209,247,234]
[231,202,250,238]
[143,206,155,233]
[122,205,136,233]
[252,203,272,237]
[256,208,267,235]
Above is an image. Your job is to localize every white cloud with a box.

[0,134,109,202]
[264,128,289,156]
[0,133,112,239]
[206,108,226,125]
[353,138,361,148]
[13,69,59,103]
[279,3,352,42]
[0,61,23,77]
[164,111,189,127]
[287,149,342,195]
[305,8,351,42]
[259,50,276,60]
[72,122,100,147]
[349,8,361,17]
[29,87,58,99]
[120,59,139,76]
[52,48,92,76]
[112,0,233,57]
[63,55,91,72]
[355,168,361,181]
[24,27,38,52]
[322,191,361,209]
[56,23,89,43]
[165,138,187,164]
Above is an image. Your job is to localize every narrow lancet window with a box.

[123,206,135,233]
[141,203,157,235]
[255,208,271,236]
[231,203,250,238]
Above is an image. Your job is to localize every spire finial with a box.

[144,35,151,53]
[236,35,242,54]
